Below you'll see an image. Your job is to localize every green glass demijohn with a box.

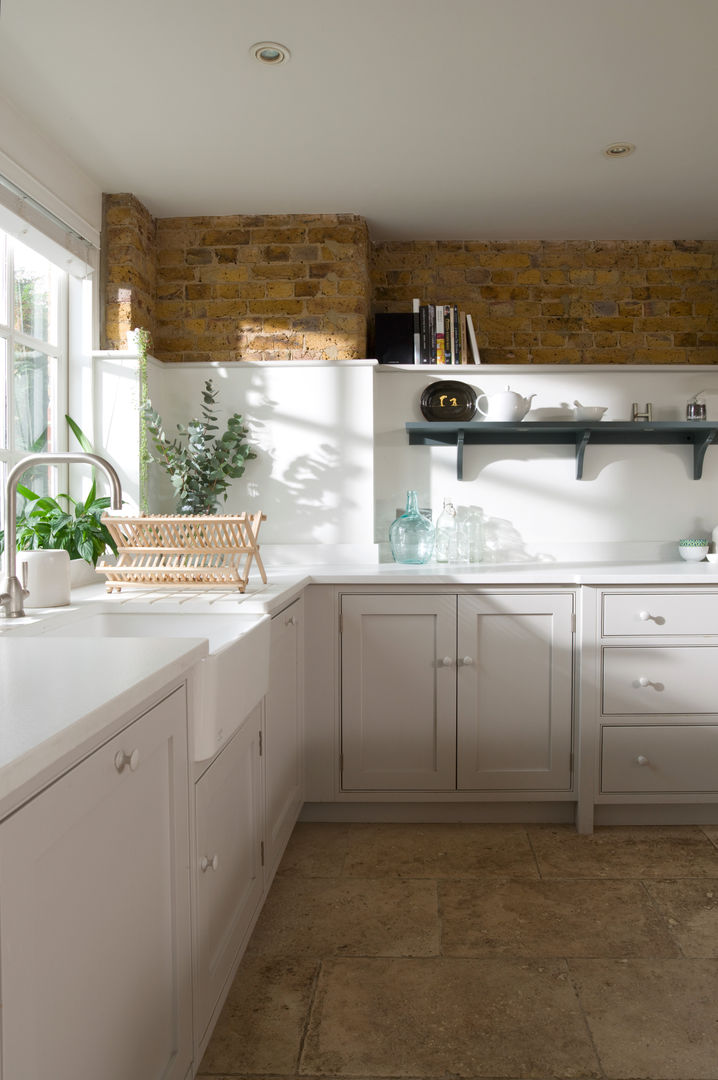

[389,490,434,564]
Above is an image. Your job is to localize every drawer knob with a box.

[114,748,140,773]
[639,610,651,621]
[638,676,650,687]
[460,656,475,666]
[636,755,649,766]
[439,656,455,667]
[200,854,219,872]
[286,614,297,626]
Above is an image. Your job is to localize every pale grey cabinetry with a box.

[264,596,305,884]
[595,589,718,810]
[340,591,574,795]
[193,704,263,1052]
[0,685,193,1080]
[457,592,574,790]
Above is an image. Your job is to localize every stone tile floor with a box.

[198,823,718,1079]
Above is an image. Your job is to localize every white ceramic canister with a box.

[17,549,71,607]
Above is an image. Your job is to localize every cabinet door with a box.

[264,596,304,884]
[0,686,192,1080]
[194,705,263,1043]
[341,594,457,790]
[457,594,574,790]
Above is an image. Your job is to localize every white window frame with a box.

[0,232,76,529]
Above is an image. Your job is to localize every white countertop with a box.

[3,554,718,821]
[0,634,206,820]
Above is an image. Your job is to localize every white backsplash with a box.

[92,354,718,563]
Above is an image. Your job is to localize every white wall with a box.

[374,365,718,561]
[93,354,718,562]
[94,356,377,548]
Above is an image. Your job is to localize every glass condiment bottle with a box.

[435,498,458,563]
[389,490,434,564]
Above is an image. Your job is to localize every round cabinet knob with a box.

[638,610,651,621]
[200,854,219,872]
[638,676,650,687]
[286,615,297,626]
[636,755,649,766]
[460,656,475,666]
[114,748,140,773]
[439,656,455,667]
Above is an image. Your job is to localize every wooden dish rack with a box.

[97,513,267,593]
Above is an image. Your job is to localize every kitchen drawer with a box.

[602,592,718,637]
[601,724,718,793]
[602,646,718,714]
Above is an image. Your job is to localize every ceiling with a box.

[1,0,718,241]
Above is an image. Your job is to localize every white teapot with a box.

[476,385,536,422]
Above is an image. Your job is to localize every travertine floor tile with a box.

[530,825,718,878]
[247,876,439,957]
[341,823,539,879]
[276,822,352,877]
[440,878,680,958]
[300,956,600,1077]
[198,955,317,1076]
[569,958,718,1078]
[701,824,718,849]
[645,879,718,957]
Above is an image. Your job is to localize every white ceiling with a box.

[1,0,718,241]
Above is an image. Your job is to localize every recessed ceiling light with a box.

[603,142,636,158]
[250,41,291,65]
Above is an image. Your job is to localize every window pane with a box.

[0,232,7,327]
[13,343,55,453]
[13,237,59,345]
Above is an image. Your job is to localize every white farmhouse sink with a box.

[43,610,271,761]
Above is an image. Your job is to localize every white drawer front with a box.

[602,646,718,714]
[602,592,718,637]
[601,724,718,793]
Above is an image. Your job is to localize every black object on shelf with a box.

[405,420,718,480]
[420,380,477,421]
[374,313,414,365]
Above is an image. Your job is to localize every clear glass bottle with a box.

[389,490,434,564]
[435,498,458,563]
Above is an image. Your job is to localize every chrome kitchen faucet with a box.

[0,453,123,618]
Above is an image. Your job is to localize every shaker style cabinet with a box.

[193,597,305,1052]
[596,589,718,800]
[340,591,574,794]
[0,685,193,1080]
[194,704,263,1047]
[264,596,305,884]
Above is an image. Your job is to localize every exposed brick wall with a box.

[371,240,718,364]
[153,213,369,362]
[102,198,718,365]
[101,193,156,349]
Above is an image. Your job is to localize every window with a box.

[0,229,70,527]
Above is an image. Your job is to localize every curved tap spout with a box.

[1,453,123,618]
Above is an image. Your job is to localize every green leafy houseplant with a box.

[142,379,256,515]
[0,418,118,565]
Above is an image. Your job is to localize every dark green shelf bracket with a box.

[406,420,718,481]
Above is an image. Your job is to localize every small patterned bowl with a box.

[678,538,709,561]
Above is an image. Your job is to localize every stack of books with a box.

[413,300,481,365]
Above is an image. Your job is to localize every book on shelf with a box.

[466,313,481,364]
[435,304,446,364]
[412,298,421,365]
[386,301,481,365]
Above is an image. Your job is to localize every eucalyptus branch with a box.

[142,379,256,515]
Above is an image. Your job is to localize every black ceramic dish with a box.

[420,380,477,421]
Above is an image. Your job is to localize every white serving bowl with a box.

[678,539,709,561]
[705,554,718,565]
[574,405,608,422]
